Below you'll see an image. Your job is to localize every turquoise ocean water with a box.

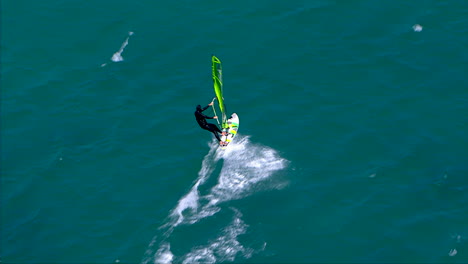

[2,0,468,263]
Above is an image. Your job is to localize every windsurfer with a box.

[195,102,225,142]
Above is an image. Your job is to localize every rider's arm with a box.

[202,104,210,111]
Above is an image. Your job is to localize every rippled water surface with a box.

[2,0,468,263]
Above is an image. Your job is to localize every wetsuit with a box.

[195,104,222,141]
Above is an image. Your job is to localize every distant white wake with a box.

[101,31,134,67]
[142,135,288,264]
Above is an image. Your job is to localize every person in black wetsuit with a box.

[195,102,223,142]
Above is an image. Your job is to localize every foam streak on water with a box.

[112,31,134,62]
[182,209,251,264]
[142,136,287,264]
[101,31,134,67]
[172,144,219,226]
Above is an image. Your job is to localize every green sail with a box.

[212,56,228,128]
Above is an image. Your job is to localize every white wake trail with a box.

[182,209,251,264]
[142,143,219,264]
[143,136,287,264]
[111,31,134,62]
[101,31,134,67]
[171,144,219,226]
